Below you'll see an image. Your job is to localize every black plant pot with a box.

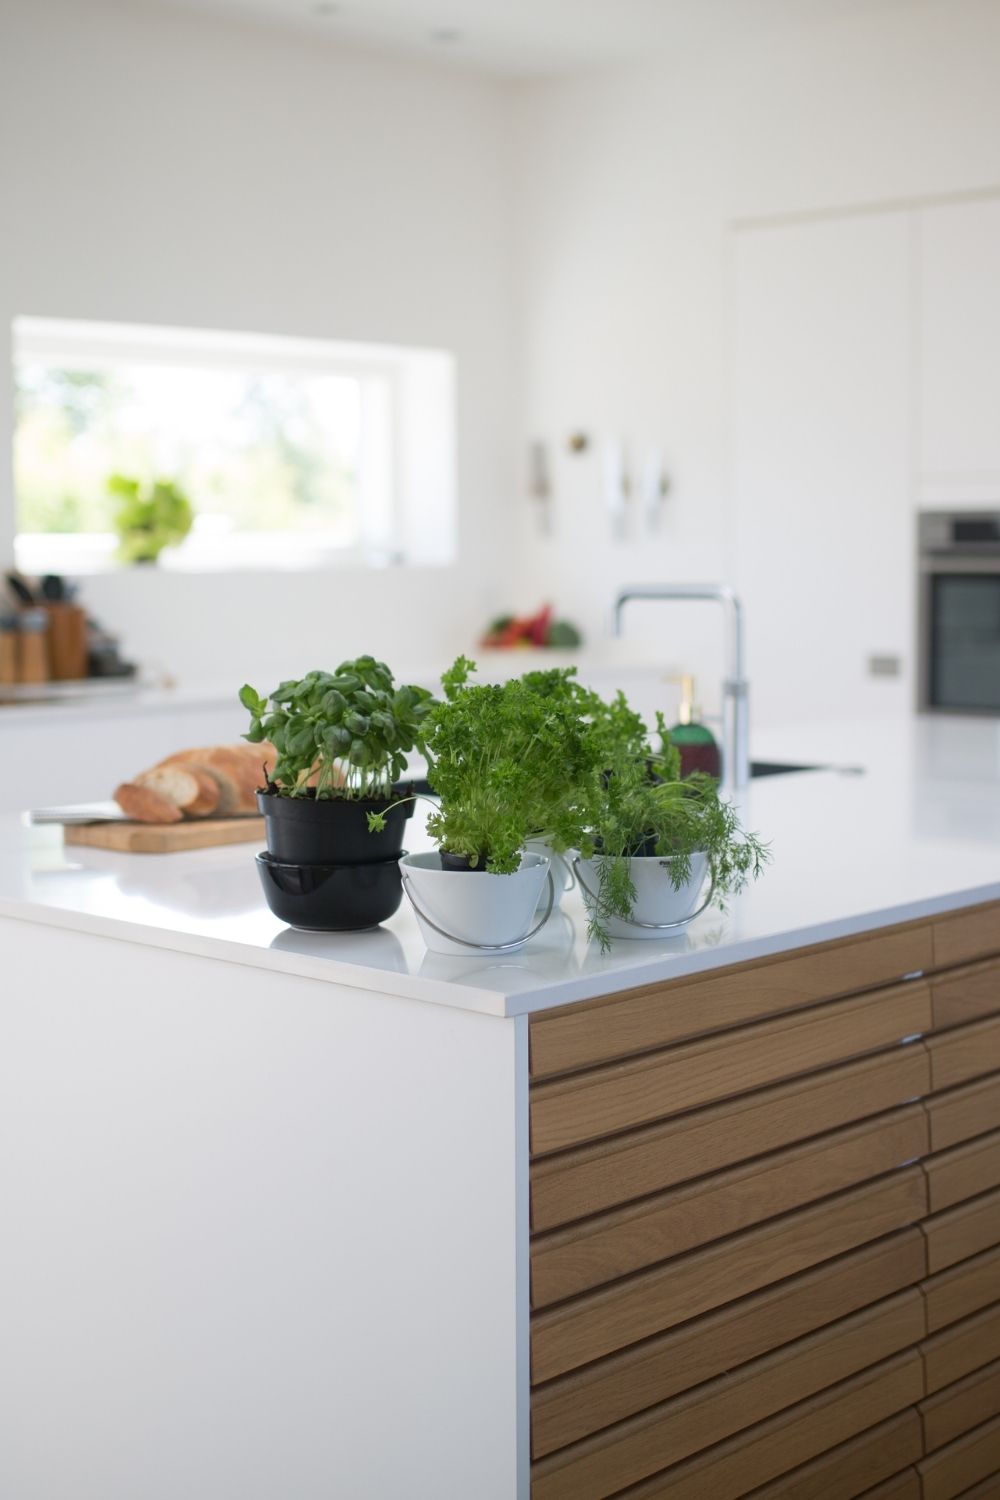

[439,850,489,873]
[256,851,404,931]
[257,786,415,865]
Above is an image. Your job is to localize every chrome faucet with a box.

[612,583,750,791]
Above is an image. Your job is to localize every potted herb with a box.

[396,657,602,953]
[578,711,770,949]
[109,473,193,564]
[241,658,434,930]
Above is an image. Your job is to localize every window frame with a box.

[11,317,454,575]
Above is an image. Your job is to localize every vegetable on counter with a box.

[479,604,582,650]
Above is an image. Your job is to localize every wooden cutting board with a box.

[64,817,265,854]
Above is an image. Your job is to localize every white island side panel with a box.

[0,918,525,1500]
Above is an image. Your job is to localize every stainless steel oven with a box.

[919,511,1000,714]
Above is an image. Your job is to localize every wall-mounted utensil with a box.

[602,440,630,541]
[641,448,670,532]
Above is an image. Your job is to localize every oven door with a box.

[920,557,1000,712]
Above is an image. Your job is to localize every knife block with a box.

[45,603,88,681]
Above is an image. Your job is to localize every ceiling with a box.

[127,0,928,78]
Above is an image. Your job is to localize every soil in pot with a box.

[257,785,415,865]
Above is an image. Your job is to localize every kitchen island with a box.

[2,715,999,1500]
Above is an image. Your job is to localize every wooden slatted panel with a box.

[924,1190,1000,1275]
[923,1304,1000,1395]
[591,1353,923,1500]
[926,1133,1000,1214]
[531,1168,926,1383]
[928,1018,1000,1093]
[947,1472,1000,1498]
[743,1414,924,1500]
[918,1415,1000,1500]
[529,1292,924,1500]
[853,1472,923,1500]
[531,1045,930,1232]
[531,984,932,1155]
[923,1249,1000,1334]
[528,920,933,1079]
[530,1106,928,1308]
[933,905,1000,971]
[932,959,1000,1030]
[930,1076,1000,1153]
[532,1230,926,1459]
[921,1361,1000,1452]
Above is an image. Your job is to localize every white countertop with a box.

[2,713,999,1018]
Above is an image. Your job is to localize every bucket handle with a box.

[401,866,556,952]
[572,857,716,932]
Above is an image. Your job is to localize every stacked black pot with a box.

[255,788,414,932]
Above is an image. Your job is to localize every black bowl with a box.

[256,851,405,932]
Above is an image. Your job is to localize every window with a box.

[12,318,456,572]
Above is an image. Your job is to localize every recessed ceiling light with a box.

[428,26,462,44]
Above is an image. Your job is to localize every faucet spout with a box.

[613,583,750,791]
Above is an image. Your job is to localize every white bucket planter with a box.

[400,851,553,956]
[526,840,575,912]
[575,850,713,941]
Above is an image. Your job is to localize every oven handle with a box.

[920,555,1000,575]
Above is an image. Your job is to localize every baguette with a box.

[114,781,184,824]
[135,765,221,818]
[113,741,276,823]
[159,743,276,815]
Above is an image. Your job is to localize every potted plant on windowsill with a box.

[577,712,770,949]
[108,473,194,564]
[394,657,604,954]
[240,658,434,931]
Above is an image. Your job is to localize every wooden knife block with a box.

[45,603,88,681]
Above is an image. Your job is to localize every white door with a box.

[732,211,913,727]
[918,195,1000,505]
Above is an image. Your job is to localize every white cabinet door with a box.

[919,196,1000,503]
[732,212,913,727]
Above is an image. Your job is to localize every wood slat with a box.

[930,1076,1000,1153]
[530,1292,924,1500]
[531,1168,926,1383]
[948,1473,1000,1498]
[530,1106,928,1308]
[529,920,932,1079]
[919,1415,1000,1500]
[597,1353,923,1500]
[744,1414,924,1500]
[531,1045,931,1233]
[531,984,932,1156]
[933,905,1000,972]
[924,1190,1000,1275]
[929,1018,1000,1093]
[933,959,1000,1031]
[922,1361,1000,1452]
[923,1249,1000,1333]
[532,1230,926,1459]
[926,1133,1000,1214]
[924,1304,1000,1395]
[854,1472,923,1500]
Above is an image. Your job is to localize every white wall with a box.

[508,0,1000,725]
[0,0,516,690]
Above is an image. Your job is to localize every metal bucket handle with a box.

[572,856,716,932]
[401,866,555,952]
